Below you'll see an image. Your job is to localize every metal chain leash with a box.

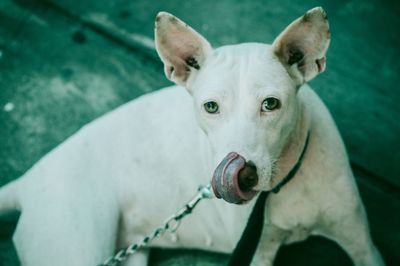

[98,183,213,266]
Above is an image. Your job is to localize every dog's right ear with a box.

[272,7,330,85]
[155,12,212,87]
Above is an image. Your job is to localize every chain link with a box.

[98,183,212,266]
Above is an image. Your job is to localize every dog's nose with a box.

[238,160,258,191]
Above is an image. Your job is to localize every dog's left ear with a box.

[155,12,212,87]
[272,7,330,85]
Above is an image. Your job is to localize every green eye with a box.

[204,101,219,114]
[261,97,280,112]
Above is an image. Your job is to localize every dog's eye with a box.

[204,101,219,114]
[261,97,280,112]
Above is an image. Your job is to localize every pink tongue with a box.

[211,152,258,204]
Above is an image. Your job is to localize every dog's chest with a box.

[266,185,321,241]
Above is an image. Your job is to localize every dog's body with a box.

[0,7,384,266]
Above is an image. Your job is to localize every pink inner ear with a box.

[316,57,326,72]
[164,65,173,79]
[156,13,212,84]
[161,28,202,65]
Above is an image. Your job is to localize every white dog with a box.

[0,7,385,266]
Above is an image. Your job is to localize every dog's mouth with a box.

[211,152,259,204]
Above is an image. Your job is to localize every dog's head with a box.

[155,7,330,204]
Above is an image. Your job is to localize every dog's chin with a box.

[252,176,273,191]
[234,189,260,205]
[212,180,259,205]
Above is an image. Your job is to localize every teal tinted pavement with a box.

[0,0,399,265]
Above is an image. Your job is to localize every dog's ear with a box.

[155,12,212,86]
[272,7,330,85]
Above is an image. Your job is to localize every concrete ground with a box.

[0,0,399,265]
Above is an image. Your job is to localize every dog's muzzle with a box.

[211,152,259,204]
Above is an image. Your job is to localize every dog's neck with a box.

[269,96,310,190]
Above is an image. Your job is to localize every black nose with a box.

[238,160,258,191]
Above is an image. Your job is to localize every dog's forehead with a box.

[192,43,294,94]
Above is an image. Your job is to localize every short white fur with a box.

[0,7,384,266]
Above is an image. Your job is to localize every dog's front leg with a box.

[250,223,288,266]
[320,202,385,266]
